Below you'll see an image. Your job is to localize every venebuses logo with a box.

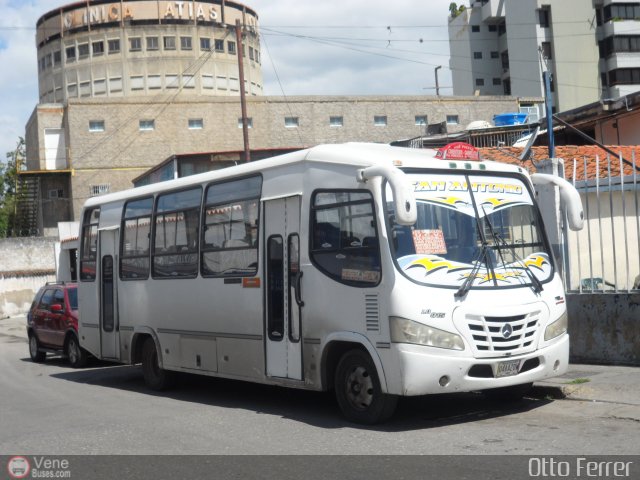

[7,456,30,479]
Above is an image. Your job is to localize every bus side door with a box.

[264,195,303,380]
[99,228,120,360]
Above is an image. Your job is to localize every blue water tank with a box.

[493,113,528,126]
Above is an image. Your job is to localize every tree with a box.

[0,137,25,237]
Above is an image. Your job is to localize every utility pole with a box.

[434,66,442,96]
[235,19,250,163]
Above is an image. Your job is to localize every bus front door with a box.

[99,228,120,360]
[264,196,303,380]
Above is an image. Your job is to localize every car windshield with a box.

[68,287,78,310]
[387,172,553,290]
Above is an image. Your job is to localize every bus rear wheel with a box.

[142,337,175,391]
[334,349,398,425]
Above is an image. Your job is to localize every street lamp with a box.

[434,66,442,96]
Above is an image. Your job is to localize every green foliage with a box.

[0,137,25,237]
[449,2,467,19]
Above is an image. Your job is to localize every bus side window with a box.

[310,190,381,287]
[152,188,201,279]
[80,207,100,281]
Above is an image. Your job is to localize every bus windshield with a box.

[387,172,553,290]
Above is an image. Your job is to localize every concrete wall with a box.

[0,237,57,317]
[567,293,640,365]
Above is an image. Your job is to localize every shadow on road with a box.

[46,362,555,431]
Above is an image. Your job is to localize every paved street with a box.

[1,317,639,456]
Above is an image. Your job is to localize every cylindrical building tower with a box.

[35,0,262,102]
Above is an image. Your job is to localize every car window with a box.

[67,287,78,310]
[53,289,65,308]
[38,289,54,309]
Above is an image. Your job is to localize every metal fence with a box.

[565,152,640,293]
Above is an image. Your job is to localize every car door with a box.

[35,288,54,346]
[49,288,67,348]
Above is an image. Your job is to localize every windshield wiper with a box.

[481,207,543,294]
[454,242,489,298]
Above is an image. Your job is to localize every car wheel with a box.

[483,382,533,402]
[334,349,398,425]
[29,333,46,363]
[142,337,175,391]
[66,335,88,368]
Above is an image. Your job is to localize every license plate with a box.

[496,360,520,378]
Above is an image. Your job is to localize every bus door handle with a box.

[294,271,304,307]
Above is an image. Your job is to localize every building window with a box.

[139,120,155,131]
[539,8,550,28]
[214,39,224,52]
[92,41,104,56]
[108,39,120,54]
[200,37,211,50]
[188,118,204,130]
[79,81,91,97]
[130,76,144,90]
[182,74,195,88]
[330,116,343,127]
[94,79,106,95]
[163,36,176,50]
[415,115,427,126]
[603,3,640,22]
[473,51,483,59]
[491,51,499,59]
[498,22,506,36]
[109,76,122,93]
[475,78,485,86]
[78,43,89,58]
[148,75,161,89]
[285,117,299,128]
[53,50,62,66]
[90,184,110,197]
[227,41,236,55]
[129,37,142,51]
[446,115,459,125]
[89,120,105,132]
[147,36,159,50]
[202,74,214,89]
[48,189,64,199]
[249,47,255,61]
[181,36,192,50]
[238,118,253,128]
[609,68,640,86]
[374,115,387,126]
[472,25,480,32]
[541,41,553,60]
[493,78,502,85]
[165,74,179,88]
[488,24,497,32]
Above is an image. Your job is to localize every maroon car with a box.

[27,282,88,368]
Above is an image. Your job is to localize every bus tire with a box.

[66,335,88,368]
[29,333,46,363]
[142,337,175,391]
[483,382,533,402]
[334,349,398,425]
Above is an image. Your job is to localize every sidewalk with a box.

[1,314,638,413]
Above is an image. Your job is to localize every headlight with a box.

[390,317,465,350]
[544,311,568,341]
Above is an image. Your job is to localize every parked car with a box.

[27,282,88,367]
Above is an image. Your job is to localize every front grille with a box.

[466,311,540,353]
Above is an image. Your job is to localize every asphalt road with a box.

[1,333,638,458]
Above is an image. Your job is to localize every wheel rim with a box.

[345,365,374,410]
[29,336,38,357]
[68,339,78,364]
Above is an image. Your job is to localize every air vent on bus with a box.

[365,294,380,332]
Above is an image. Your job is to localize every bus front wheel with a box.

[334,349,398,425]
[142,337,175,391]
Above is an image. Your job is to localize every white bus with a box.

[78,143,583,424]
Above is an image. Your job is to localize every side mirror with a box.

[531,173,584,231]
[357,165,417,226]
[50,304,64,313]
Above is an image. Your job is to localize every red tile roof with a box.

[478,146,640,181]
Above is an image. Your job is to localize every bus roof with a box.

[82,142,528,209]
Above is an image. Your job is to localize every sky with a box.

[0,0,455,162]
